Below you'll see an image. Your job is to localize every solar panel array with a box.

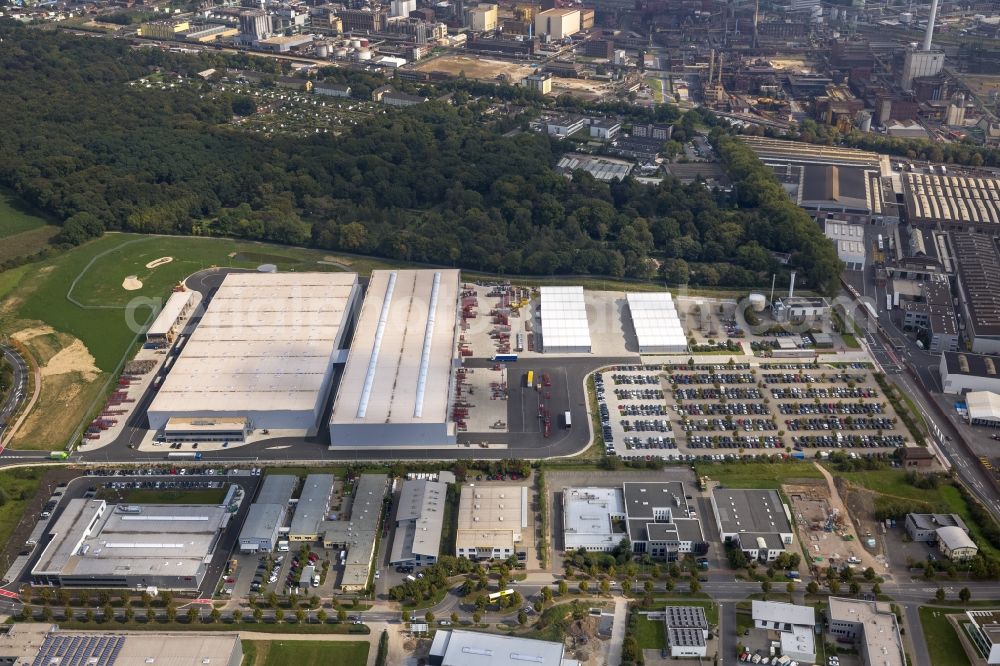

[905,172,1000,225]
[32,635,125,666]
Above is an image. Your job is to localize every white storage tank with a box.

[748,293,767,312]
[316,43,330,57]
[334,47,349,58]
[350,38,362,48]
[356,48,372,60]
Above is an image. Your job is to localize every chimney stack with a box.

[789,271,796,299]
[923,0,939,51]
[708,49,715,86]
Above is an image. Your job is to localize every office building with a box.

[32,499,229,590]
[329,270,460,448]
[562,483,704,560]
[663,606,709,658]
[711,489,794,561]
[523,72,552,95]
[822,220,866,271]
[827,597,905,666]
[752,601,816,664]
[456,485,527,561]
[965,610,1000,664]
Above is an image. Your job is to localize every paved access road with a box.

[0,343,29,445]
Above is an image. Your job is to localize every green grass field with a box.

[692,461,823,489]
[918,607,971,666]
[633,615,666,650]
[0,188,51,238]
[244,640,369,666]
[0,468,45,571]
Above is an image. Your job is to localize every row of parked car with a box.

[778,402,884,415]
[686,434,784,449]
[679,417,777,433]
[770,387,877,399]
[594,373,615,456]
[674,387,763,400]
[677,402,770,416]
[784,417,895,431]
[668,373,756,385]
[792,434,907,448]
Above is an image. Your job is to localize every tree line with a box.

[0,23,841,292]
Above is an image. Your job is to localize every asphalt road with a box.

[0,343,29,444]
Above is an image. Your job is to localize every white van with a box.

[277,540,289,552]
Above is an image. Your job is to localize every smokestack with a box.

[717,53,724,85]
[923,0,939,51]
[789,271,796,299]
[708,49,715,86]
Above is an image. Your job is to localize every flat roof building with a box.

[456,485,527,561]
[321,474,387,591]
[562,483,704,560]
[711,489,793,562]
[238,504,284,554]
[951,233,1000,354]
[329,269,460,448]
[827,597,905,666]
[148,272,361,437]
[390,478,446,566]
[752,600,816,664]
[145,290,199,344]
[289,474,334,541]
[0,625,243,666]
[32,499,229,590]
[965,609,1000,664]
[539,286,591,353]
[626,292,687,353]
[429,630,575,666]
[663,606,709,658]
[940,351,1000,394]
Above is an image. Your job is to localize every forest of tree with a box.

[0,23,841,293]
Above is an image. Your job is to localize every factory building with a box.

[455,485,527,561]
[903,173,1000,228]
[951,233,1000,353]
[429,630,573,666]
[389,478,446,566]
[534,8,580,39]
[321,474,387,591]
[711,489,794,562]
[822,220,866,271]
[941,351,1000,394]
[663,606,709,658]
[289,474,334,541]
[626,292,687,353]
[539,286,591,353]
[147,272,360,440]
[237,475,296,553]
[0,625,243,666]
[32,499,229,590]
[329,269,460,449]
[752,601,817,664]
[966,391,1000,428]
[467,3,497,31]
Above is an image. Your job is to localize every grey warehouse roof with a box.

[329,269,460,430]
[713,488,792,535]
[289,474,334,537]
[429,630,569,666]
[256,475,297,505]
[664,605,708,630]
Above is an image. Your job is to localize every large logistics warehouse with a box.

[626,292,687,353]
[147,272,361,439]
[539,286,592,353]
[329,269,460,448]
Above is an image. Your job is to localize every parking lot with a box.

[594,361,913,460]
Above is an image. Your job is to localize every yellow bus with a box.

[526,370,534,387]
